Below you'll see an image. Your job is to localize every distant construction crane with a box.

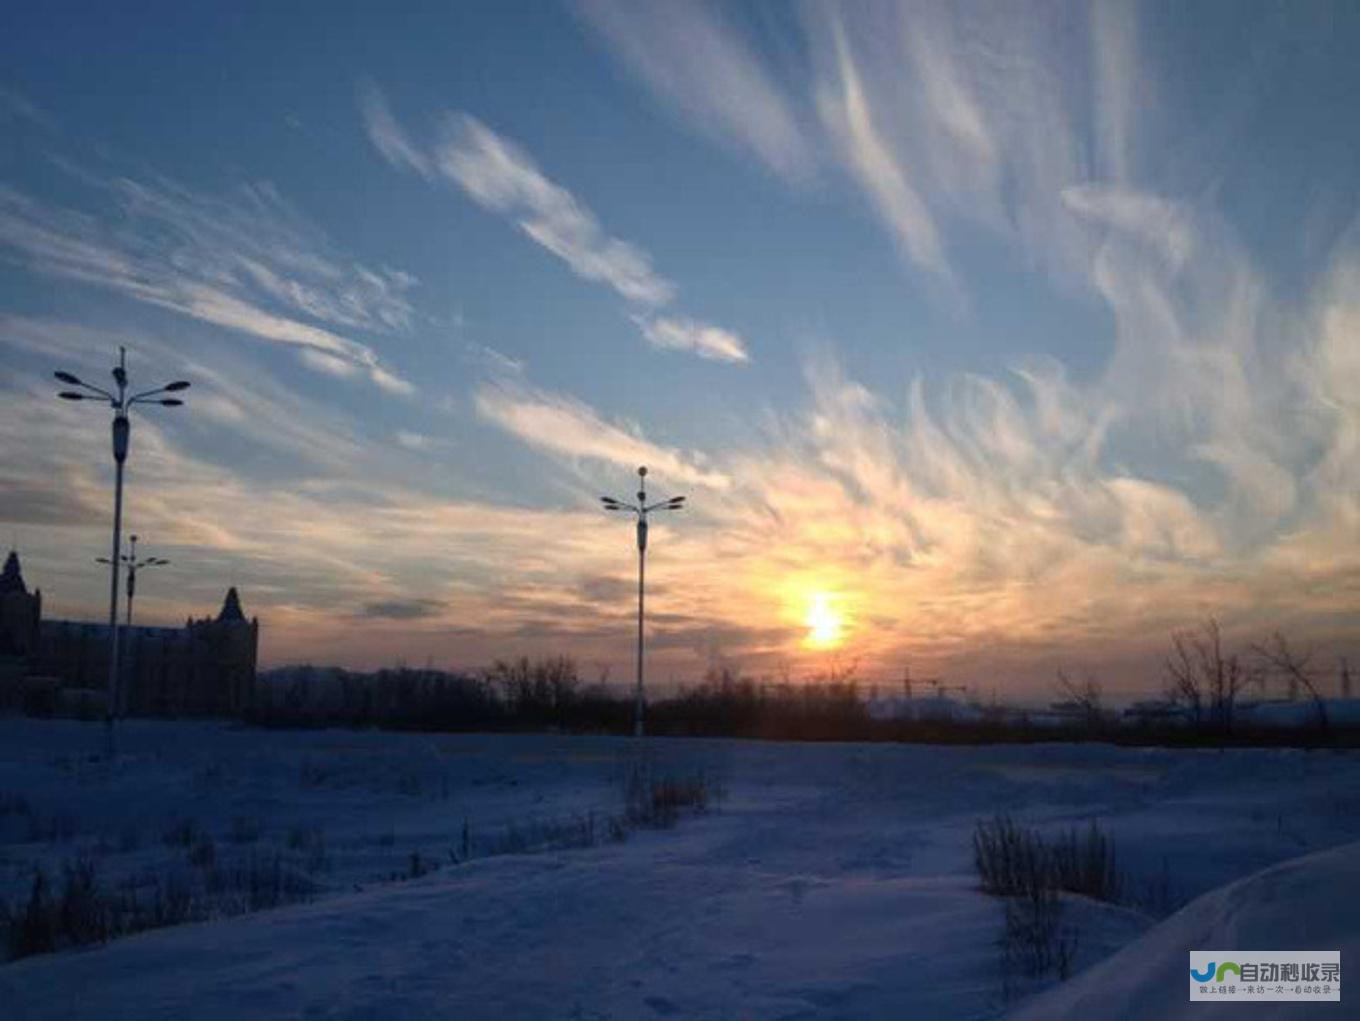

[899,665,949,699]
[929,681,969,701]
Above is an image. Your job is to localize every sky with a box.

[2,1,1358,699]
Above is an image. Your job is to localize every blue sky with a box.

[2,1,1358,696]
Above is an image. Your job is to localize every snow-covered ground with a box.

[1014,839,1358,1020]
[1,718,1357,1018]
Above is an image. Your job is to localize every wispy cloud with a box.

[112,175,419,336]
[364,87,672,307]
[1061,185,1193,267]
[796,1,1172,301]
[358,80,432,179]
[362,86,751,364]
[572,3,1099,288]
[0,172,416,394]
[434,113,674,306]
[6,9,1359,690]
[6,270,1357,687]
[1,315,371,473]
[703,322,1358,679]
[633,314,748,363]
[473,374,730,490]
[361,599,444,620]
[815,15,948,279]
[574,0,812,181]
[1090,0,1145,184]
[567,3,1140,294]
[0,86,57,131]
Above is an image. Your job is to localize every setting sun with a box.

[803,592,845,650]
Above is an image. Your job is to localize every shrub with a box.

[1051,821,1122,903]
[973,815,1051,898]
[203,851,316,913]
[480,813,610,857]
[973,815,1124,904]
[1000,882,1078,984]
[407,852,430,879]
[3,852,319,962]
[187,834,217,869]
[286,825,328,873]
[974,815,1122,994]
[162,817,199,847]
[1133,855,1179,917]
[58,858,110,945]
[624,763,722,829]
[5,861,120,961]
[7,870,56,959]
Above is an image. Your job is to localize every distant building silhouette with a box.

[0,550,41,661]
[0,550,257,717]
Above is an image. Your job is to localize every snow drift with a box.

[1012,839,1359,1019]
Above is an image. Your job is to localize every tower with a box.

[185,587,258,714]
[0,550,41,661]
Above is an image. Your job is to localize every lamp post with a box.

[97,534,170,628]
[601,466,686,738]
[56,347,189,755]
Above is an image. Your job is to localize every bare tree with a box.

[1164,631,1204,727]
[1164,618,1255,732]
[1055,668,1104,730]
[1342,657,1354,700]
[1252,633,1328,735]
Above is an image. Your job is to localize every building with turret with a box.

[0,550,257,717]
[0,551,41,662]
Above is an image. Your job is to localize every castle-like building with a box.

[0,550,257,717]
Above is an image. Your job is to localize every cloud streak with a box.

[362,86,749,363]
[359,80,433,179]
[633,314,749,363]
[580,3,1154,292]
[0,175,415,394]
[574,0,812,181]
[4,9,1359,694]
[435,114,674,306]
[816,15,948,279]
[473,374,730,490]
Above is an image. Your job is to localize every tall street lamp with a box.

[56,347,189,754]
[601,466,686,737]
[97,534,170,628]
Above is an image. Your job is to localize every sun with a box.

[803,592,845,650]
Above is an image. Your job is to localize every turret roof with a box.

[218,586,246,623]
[0,550,26,595]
